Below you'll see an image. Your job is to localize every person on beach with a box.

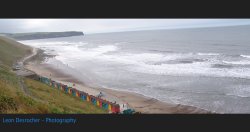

[98,92,103,98]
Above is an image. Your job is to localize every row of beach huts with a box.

[38,76,122,114]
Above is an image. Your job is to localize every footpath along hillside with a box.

[0,36,107,114]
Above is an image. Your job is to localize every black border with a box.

[1,114,250,131]
[0,0,250,18]
[1,0,250,131]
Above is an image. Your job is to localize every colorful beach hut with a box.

[68,87,72,94]
[71,88,77,97]
[86,95,90,102]
[80,92,87,101]
[99,99,102,108]
[56,83,61,89]
[111,104,120,113]
[63,85,68,93]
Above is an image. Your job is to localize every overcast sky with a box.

[0,19,250,34]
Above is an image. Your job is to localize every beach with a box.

[24,48,211,114]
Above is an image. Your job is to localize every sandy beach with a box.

[24,48,211,114]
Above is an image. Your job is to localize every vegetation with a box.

[0,36,107,114]
[24,78,106,114]
[0,36,31,66]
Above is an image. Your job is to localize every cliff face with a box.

[0,31,84,40]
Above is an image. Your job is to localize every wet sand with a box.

[25,48,212,114]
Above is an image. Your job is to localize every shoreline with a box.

[24,47,212,114]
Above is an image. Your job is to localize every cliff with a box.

[0,31,84,40]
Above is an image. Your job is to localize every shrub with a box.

[0,95,17,113]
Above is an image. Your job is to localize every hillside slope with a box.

[0,36,31,66]
[0,36,106,114]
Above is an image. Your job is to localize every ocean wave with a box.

[153,58,206,65]
[225,93,250,98]
[222,60,250,65]
[131,60,250,79]
[56,45,119,62]
[97,52,196,67]
[225,86,250,98]
[197,53,219,56]
[211,64,233,69]
[240,55,250,58]
[21,39,250,80]
[148,49,175,53]
[90,45,118,53]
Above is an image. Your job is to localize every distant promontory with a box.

[0,31,84,40]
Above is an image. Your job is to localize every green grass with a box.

[0,36,31,66]
[0,65,27,113]
[24,78,107,114]
[0,57,107,114]
[0,36,107,114]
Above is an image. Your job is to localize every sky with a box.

[0,19,250,34]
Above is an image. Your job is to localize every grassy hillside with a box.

[0,36,31,66]
[0,66,106,113]
[0,36,107,114]
[24,78,106,113]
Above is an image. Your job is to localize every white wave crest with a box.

[197,53,219,56]
[223,60,250,65]
[240,55,250,58]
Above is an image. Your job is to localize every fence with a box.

[38,76,120,113]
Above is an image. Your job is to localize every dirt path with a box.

[17,76,31,95]
[14,48,37,77]
[15,48,47,103]
[17,76,46,103]
[22,48,38,65]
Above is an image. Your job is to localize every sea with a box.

[20,25,250,113]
